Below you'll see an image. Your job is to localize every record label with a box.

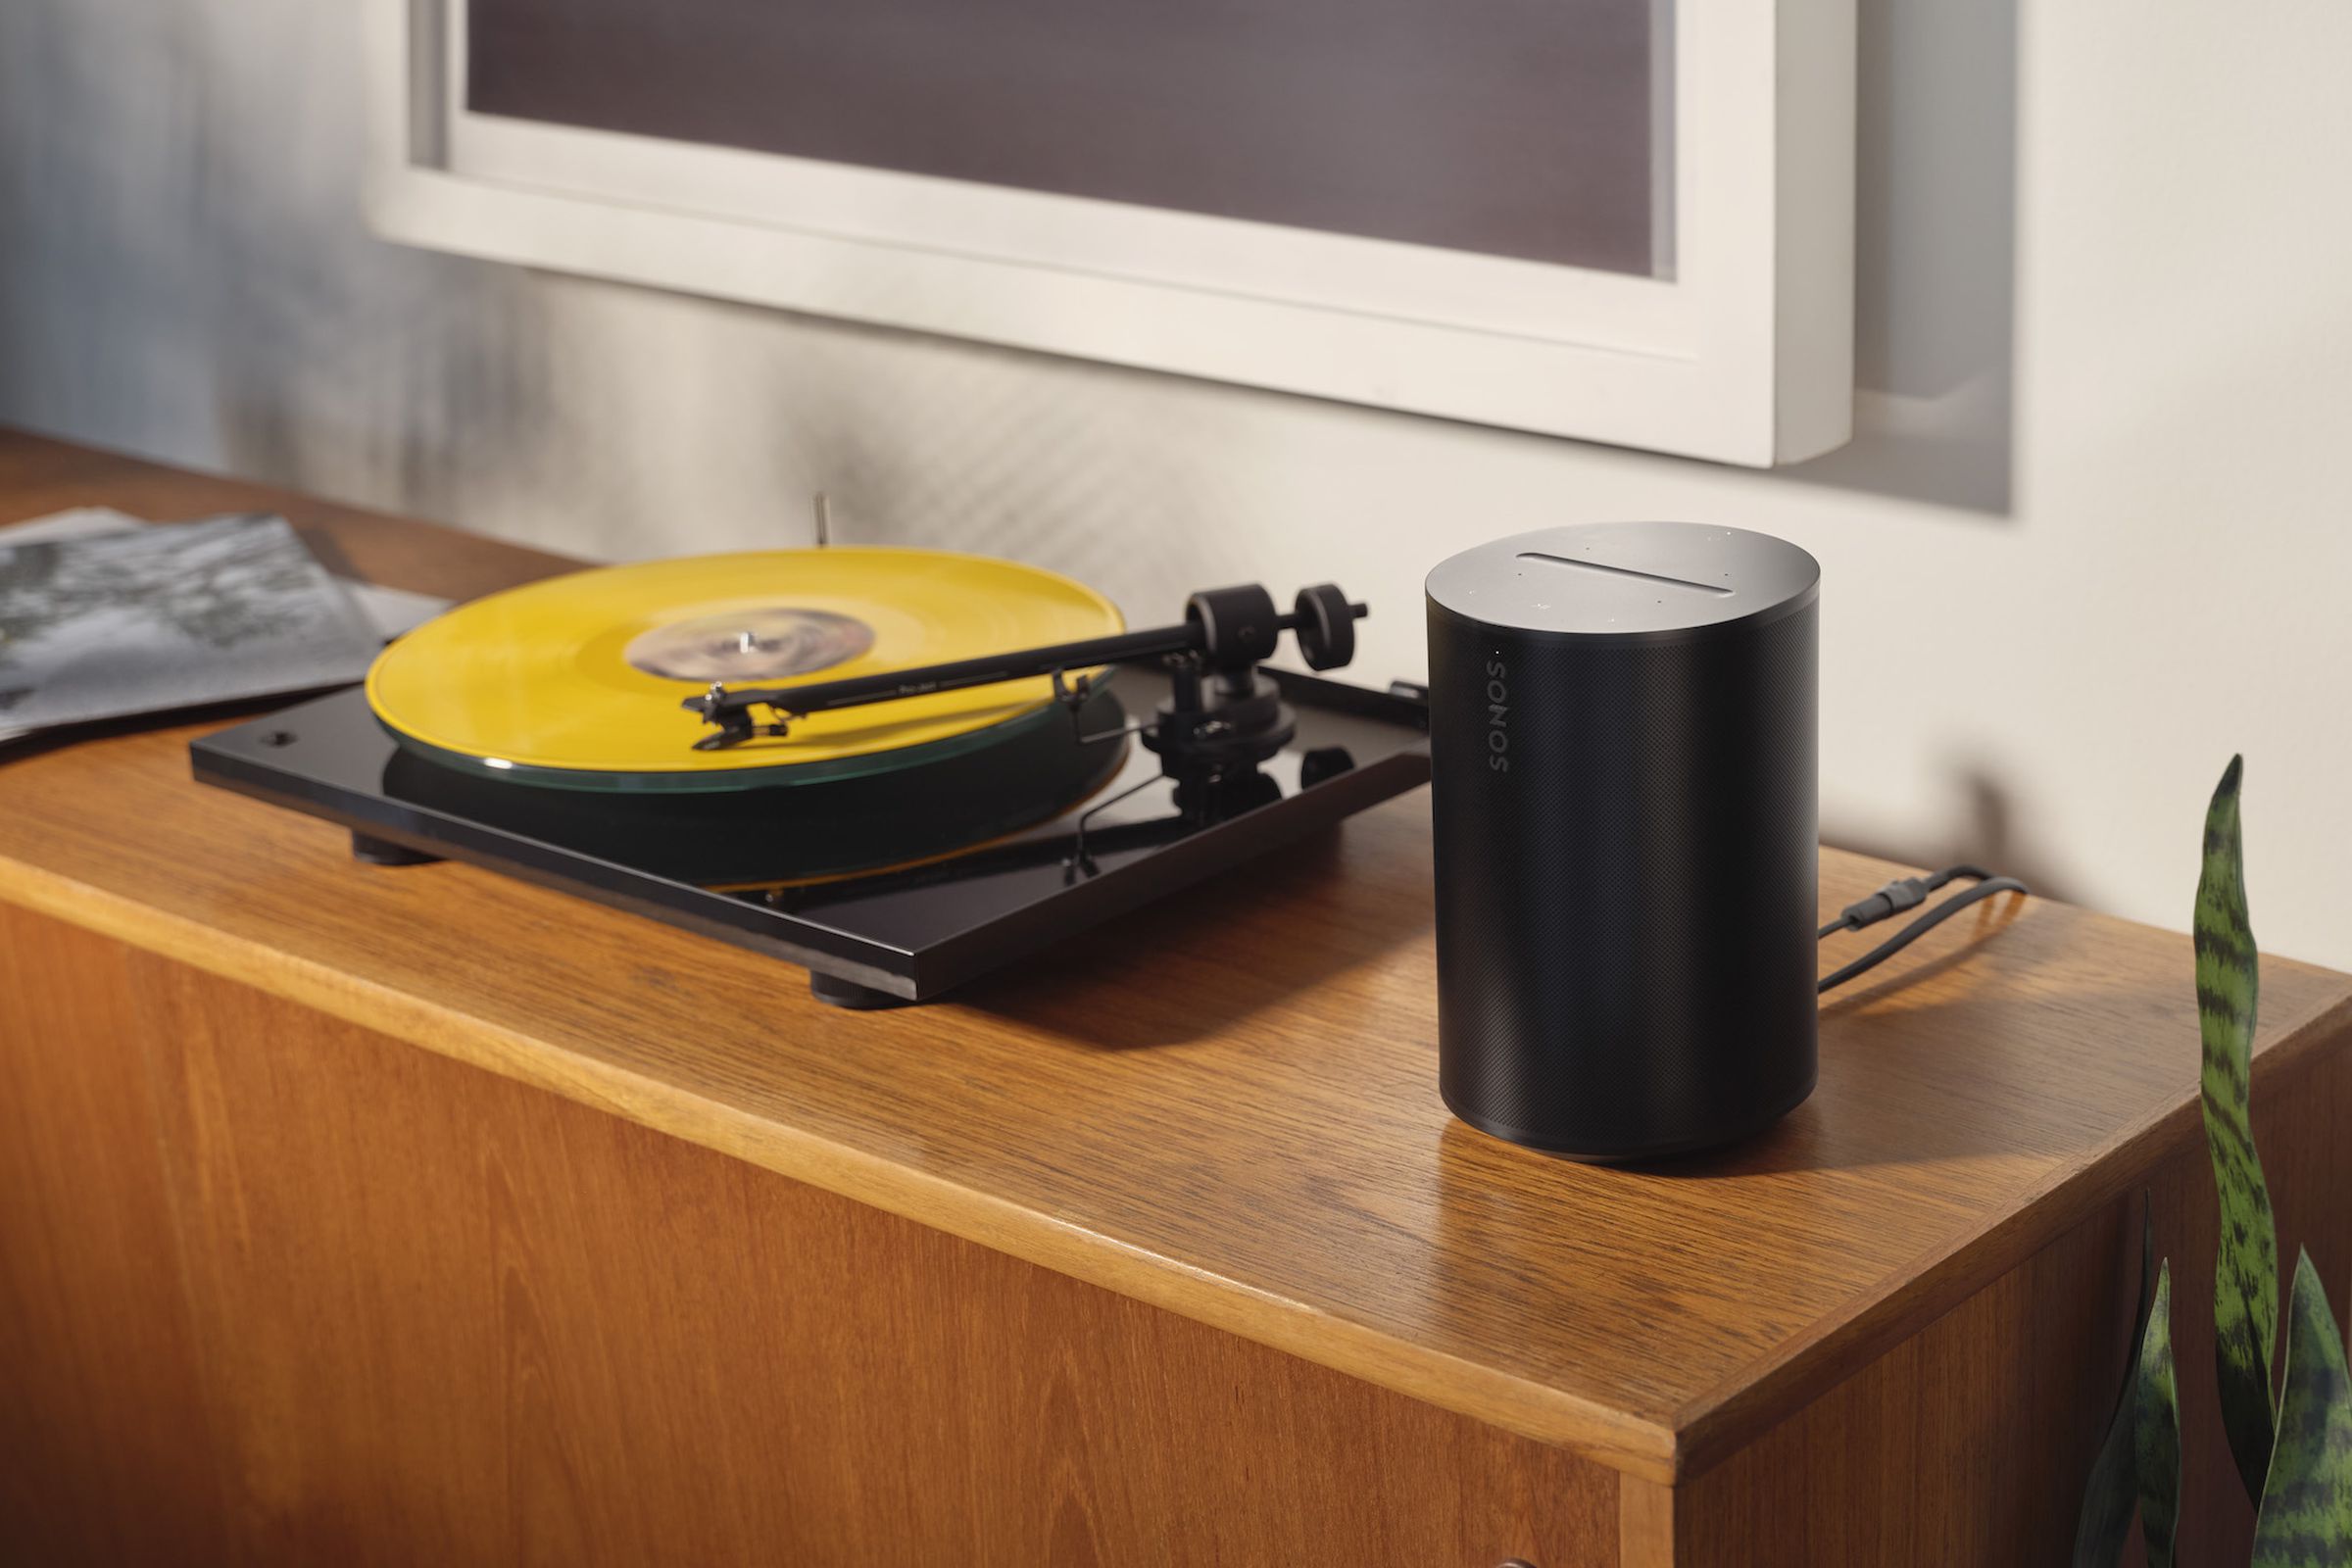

[622,607,875,682]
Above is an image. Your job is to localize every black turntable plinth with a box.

[191,665,1429,1005]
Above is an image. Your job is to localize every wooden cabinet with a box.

[2,431,2344,1565]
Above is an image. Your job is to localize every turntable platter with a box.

[366,548,1122,792]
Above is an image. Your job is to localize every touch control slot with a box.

[1515,551,1737,597]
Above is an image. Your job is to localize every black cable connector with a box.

[1824,874,1931,936]
[1818,863,2029,994]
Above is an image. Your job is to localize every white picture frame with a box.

[366,0,1854,467]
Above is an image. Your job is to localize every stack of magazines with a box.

[0,509,439,747]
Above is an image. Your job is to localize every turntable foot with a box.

[351,831,442,866]
[808,971,913,1010]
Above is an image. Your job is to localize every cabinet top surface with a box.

[3,429,2344,1483]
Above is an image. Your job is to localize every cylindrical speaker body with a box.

[1425,523,1819,1159]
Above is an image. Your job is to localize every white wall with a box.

[5,0,2350,965]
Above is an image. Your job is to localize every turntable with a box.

[191,548,1430,1006]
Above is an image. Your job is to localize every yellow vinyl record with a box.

[367,548,1123,791]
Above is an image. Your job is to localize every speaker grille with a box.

[1428,597,1818,1158]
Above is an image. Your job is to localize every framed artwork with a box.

[368,0,1854,466]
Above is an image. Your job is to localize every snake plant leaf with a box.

[2197,754,2279,1501]
[2073,1202,2159,1568]
[2250,1250,2352,1564]
[2134,1260,2181,1568]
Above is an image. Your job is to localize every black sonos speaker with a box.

[1425,522,1820,1159]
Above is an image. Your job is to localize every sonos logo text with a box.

[1484,658,1509,772]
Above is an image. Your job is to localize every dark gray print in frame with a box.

[466,0,1668,276]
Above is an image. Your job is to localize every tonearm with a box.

[683,583,1365,766]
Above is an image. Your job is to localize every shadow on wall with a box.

[1782,0,2021,516]
[1836,764,2081,906]
[0,0,565,528]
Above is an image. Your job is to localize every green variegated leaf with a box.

[2197,754,2279,1500]
[2134,1260,2180,1568]
[2251,1251,2352,1564]
[2074,1204,2159,1568]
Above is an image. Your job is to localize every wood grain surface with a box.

[4,428,2350,1490]
[1668,1033,2352,1567]
[0,903,1619,1566]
